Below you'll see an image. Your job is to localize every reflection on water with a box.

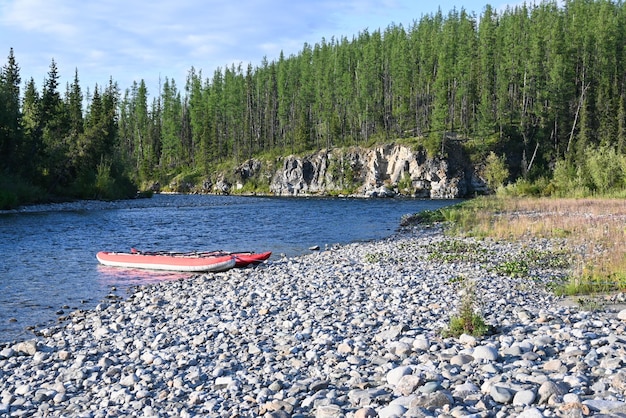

[96,265,193,288]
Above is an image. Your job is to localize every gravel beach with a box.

[2,224,626,417]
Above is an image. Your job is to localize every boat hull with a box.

[96,251,236,272]
[233,251,272,267]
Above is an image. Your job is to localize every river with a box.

[0,194,457,343]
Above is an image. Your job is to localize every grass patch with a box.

[495,260,529,277]
[364,252,390,263]
[425,239,492,263]
[441,196,626,295]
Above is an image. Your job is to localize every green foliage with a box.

[234,176,271,195]
[399,208,444,226]
[549,147,626,197]
[0,174,43,209]
[327,155,358,194]
[0,189,18,210]
[483,152,509,191]
[423,134,445,158]
[555,271,626,296]
[400,200,482,228]
[364,252,389,263]
[442,279,490,338]
[496,247,570,278]
[462,135,501,165]
[425,238,492,263]
[495,260,529,277]
[499,177,552,197]
[448,275,465,284]
[5,0,626,201]
[95,160,116,199]
[586,146,626,193]
[525,248,570,269]
[397,172,413,194]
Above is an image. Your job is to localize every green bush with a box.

[0,189,18,210]
[0,174,44,208]
[500,177,551,197]
[586,145,625,193]
[95,160,116,199]
[550,147,626,196]
[483,152,509,191]
[442,279,490,338]
[397,172,413,194]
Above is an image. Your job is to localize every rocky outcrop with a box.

[260,144,487,198]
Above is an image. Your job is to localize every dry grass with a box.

[447,197,626,295]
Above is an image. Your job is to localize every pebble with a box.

[1,225,625,417]
[472,345,498,361]
[513,389,537,406]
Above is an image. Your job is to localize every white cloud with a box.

[1,0,78,36]
[1,0,518,96]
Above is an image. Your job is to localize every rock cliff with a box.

[234,143,487,198]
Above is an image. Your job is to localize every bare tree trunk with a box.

[567,80,589,154]
[527,141,540,173]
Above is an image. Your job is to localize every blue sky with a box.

[1,0,517,98]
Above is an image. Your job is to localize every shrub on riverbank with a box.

[0,174,44,210]
[442,279,490,338]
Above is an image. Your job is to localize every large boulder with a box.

[261,143,487,198]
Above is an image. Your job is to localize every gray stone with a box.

[268,145,483,198]
[583,399,626,412]
[0,223,624,418]
[12,340,37,355]
[517,407,545,418]
[458,333,477,346]
[396,374,423,396]
[411,392,453,411]
[450,354,474,366]
[472,345,498,361]
[490,385,513,404]
[612,371,626,394]
[265,412,292,418]
[354,407,377,418]
[538,381,565,404]
[387,366,413,386]
[375,325,406,342]
[378,404,407,418]
[513,389,537,406]
[453,382,480,396]
[412,337,430,352]
[418,382,442,394]
[315,404,344,418]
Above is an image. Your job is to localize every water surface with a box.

[0,194,457,343]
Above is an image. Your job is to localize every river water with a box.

[0,194,457,343]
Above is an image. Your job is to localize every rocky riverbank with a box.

[2,225,626,417]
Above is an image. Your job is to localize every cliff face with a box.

[235,144,488,198]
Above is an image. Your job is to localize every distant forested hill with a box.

[1,0,625,207]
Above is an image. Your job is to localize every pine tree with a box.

[40,59,71,191]
[66,69,84,175]
[160,77,183,168]
[20,78,41,179]
[0,48,22,172]
[477,5,497,136]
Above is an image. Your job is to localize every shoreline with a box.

[2,225,626,417]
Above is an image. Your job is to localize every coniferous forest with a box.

[1,0,626,208]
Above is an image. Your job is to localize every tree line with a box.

[1,0,626,207]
